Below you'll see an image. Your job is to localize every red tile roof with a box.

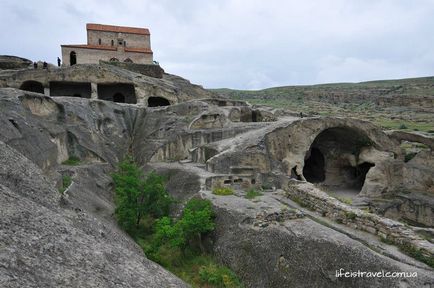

[61,44,153,54]
[87,23,150,35]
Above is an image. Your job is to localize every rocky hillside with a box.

[214,77,434,108]
[213,77,434,134]
[1,58,433,287]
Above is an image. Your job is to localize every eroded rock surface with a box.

[0,141,188,288]
[0,62,433,287]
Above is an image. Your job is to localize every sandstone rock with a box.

[0,55,32,70]
[0,140,188,288]
[0,60,433,287]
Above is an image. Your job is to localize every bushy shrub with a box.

[245,188,262,199]
[199,264,243,288]
[62,155,80,165]
[154,198,214,252]
[213,186,234,196]
[59,175,72,193]
[404,152,417,163]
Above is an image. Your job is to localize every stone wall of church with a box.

[61,47,153,66]
[87,30,150,49]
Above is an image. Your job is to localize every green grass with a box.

[59,175,72,193]
[213,186,234,196]
[373,118,434,133]
[334,196,353,205]
[345,211,357,220]
[245,188,262,199]
[62,156,81,165]
[380,237,434,268]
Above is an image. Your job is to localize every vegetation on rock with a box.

[59,175,72,193]
[213,186,234,196]
[112,158,243,287]
[245,188,262,199]
[62,155,81,165]
[112,156,172,234]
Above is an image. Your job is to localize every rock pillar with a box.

[91,83,98,99]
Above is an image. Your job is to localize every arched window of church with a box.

[124,41,126,47]
[98,38,101,45]
[111,40,114,46]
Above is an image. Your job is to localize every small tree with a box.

[112,156,143,233]
[141,171,172,219]
[154,198,214,253]
[180,198,215,252]
[112,156,172,234]
[154,217,185,249]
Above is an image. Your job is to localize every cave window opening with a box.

[303,147,325,183]
[291,166,303,181]
[8,119,19,131]
[19,80,44,94]
[252,110,259,122]
[113,93,125,103]
[148,96,170,107]
[353,162,375,190]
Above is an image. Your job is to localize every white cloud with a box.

[1,0,434,88]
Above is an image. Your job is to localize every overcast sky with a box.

[2,0,434,89]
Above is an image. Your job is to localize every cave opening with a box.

[97,83,136,104]
[113,93,125,103]
[303,148,325,183]
[20,81,44,94]
[252,110,259,122]
[353,162,375,190]
[148,96,170,107]
[302,127,375,194]
[49,81,91,98]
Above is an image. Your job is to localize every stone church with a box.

[61,23,153,66]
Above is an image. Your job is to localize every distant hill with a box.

[212,76,434,108]
[211,77,434,133]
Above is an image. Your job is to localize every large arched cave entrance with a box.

[303,127,375,194]
[148,96,170,107]
[20,81,44,94]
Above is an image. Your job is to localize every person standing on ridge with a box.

[57,57,61,67]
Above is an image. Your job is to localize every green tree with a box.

[141,171,172,219]
[154,198,215,252]
[154,217,185,248]
[180,199,215,252]
[112,156,172,234]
